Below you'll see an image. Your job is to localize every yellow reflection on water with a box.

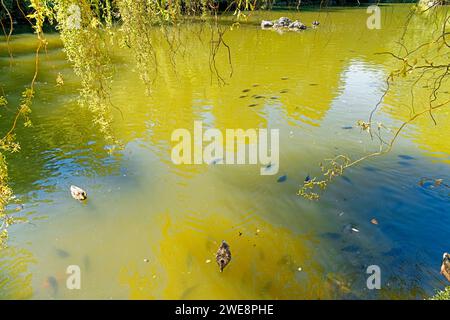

[120,212,332,299]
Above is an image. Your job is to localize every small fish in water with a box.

[277,175,287,183]
[341,176,352,184]
[46,276,58,296]
[398,161,412,167]
[253,95,264,99]
[252,84,259,87]
[341,126,353,130]
[55,248,70,258]
[363,166,378,172]
[280,89,289,93]
[398,154,415,160]
[270,96,278,100]
[209,157,223,165]
[281,77,289,80]
[70,185,87,201]
[441,253,450,282]
[321,232,341,240]
[239,95,248,98]
[309,83,319,86]
[343,224,359,234]
[242,88,251,93]
[248,104,258,107]
[216,241,231,272]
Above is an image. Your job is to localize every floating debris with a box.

[371,218,379,225]
[70,185,87,201]
[277,175,287,183]
[216,241,231,272]
[205,259,211,264]
[297,267,303,272]
[419,177,449,189]
[256,229,261,235]
[441,253,450,282]
[144,258,149,263]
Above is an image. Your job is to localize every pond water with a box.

[0,5,449,299]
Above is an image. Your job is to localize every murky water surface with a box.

[0,5,449,299]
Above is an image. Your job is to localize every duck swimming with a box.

[441,253,450,282]
[70,185,87,201]
[216,241,231,272]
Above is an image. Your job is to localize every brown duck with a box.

[441,253,450,282]
[216,241,231,272]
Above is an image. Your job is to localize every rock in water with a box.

[441,253,450,282]
[216,241,231,272]
[288,20,307,30]
[261,20,274,28]
[276,17,291,27]
[70,185,87,201]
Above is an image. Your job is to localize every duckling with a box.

[70,185,87,201]
[441,253,450,282]
[216,240,231,272]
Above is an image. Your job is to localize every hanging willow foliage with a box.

[0,0,255,248]
[53,0,116,143]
